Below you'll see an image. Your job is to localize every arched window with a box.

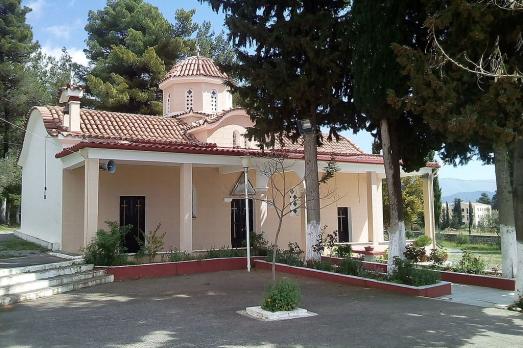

[211,90,218,113]
[186,90,193,111]
[232,130,240,148]
[166,93,171,114]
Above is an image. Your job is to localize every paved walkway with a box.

[438,283,516,309]
[1,270,522,347]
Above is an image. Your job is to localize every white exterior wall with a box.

[19,111,63,249]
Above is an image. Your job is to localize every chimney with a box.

[59,85,84,132]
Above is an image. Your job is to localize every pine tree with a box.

[468,201,474,235]
[350,0,445,271]
[451,198,463,229]
[392,0,522,279]
[85,0,189,114]
[204,0,359,261]
[434,174,442,230]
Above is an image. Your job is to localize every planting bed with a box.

[254,260,451,298]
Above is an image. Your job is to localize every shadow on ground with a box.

[1,270,522,347]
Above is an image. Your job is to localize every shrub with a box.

[250,231,269,256]
[306,260,334,272]
[338,257,364,276]
[334,244,352,258]
[137,223,166,263]
[390,257,440,286]
[267,249,304,267]
[455,250,486,274]
[403,244,427,263]
[429,248,448,265]
[413,235,432,247]
[262,278,301,312]
[207,247,246,258]
[455,234,470,246]
[83,221,128,266]
[168,248,195,262]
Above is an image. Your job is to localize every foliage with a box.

[249,231,269,256]
[337,257,365,277]
[334,244,352,258]
[267,242,304,267]
[403,244,427,263]
[262,278,301,312]
[167,248,195,262]
[429,248,448,265]
[434,172,442,229]
[456,251,486,274]
[137,223,166,262]
[455,234,470,246]
[306,260,334,272]
[451,199,464,228]
[477,193,492,205]
[382,176,425,231]
[413,235,432,248]
[83,221,129,266]
[207,247,246,258]
[390,257,440,286]
[508,297,523,313]
[312,227,337,256]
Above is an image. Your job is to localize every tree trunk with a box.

[0,197,6,225]
[303,130,321,262]
[380,118,406,273]
[271,219,284,281]
[513,137,523,299]
[494,143,517,278]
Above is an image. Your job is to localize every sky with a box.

[23,0,496,181]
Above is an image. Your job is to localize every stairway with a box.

[0,259,113,305]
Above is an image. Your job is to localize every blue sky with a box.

[23,0,496,181]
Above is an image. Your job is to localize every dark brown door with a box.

[120,196,145,253]
[338,207,351,243]
[231,199,253,248]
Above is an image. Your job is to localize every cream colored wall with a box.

[62,167,84,252]
[97,164,181,250]
[162,81,232,115]
[207,125,248,148]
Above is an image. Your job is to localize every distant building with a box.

[445,202,492,227]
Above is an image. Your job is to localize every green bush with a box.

[455,234,470,246]
[413,235,432,247]
[403,244,427,263]
[168,248,195,262]
[429,248,448,265]
[338,257,364,276]
[267,249,304,267]
[455,250,486,274]
[262,278,301,312]
[306,260,334,272]
[137,223,166,263]
[83,221,128,266]
[390,257,440,286]
[250,231,269,256]
[207,247,246,258]
[334,244,352,258]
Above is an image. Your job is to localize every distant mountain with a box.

[439,178,496,197]
[442,191,495,204]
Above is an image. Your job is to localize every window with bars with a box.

[211,90,218,112]
[186,90,193,111]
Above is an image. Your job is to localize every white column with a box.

[255,171,269,233]
[179,163,193,252]
[366,172,384,245]
[84,158,99,247]
[423,173,436,247]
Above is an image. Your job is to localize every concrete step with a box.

[0,274,114,306]
[0,259,84,278]
[0,264,94,287]
[0,270,106,296]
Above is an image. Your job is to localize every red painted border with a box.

[254,260,451,298]
[98,257,264,281]
[322,256,515,291]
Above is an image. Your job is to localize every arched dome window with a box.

[211,90,218,113]
[232,130,240,148]
[186,90,193,111]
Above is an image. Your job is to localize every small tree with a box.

[257,153,339,281]
[468,201,474,235]
[451,199,463,229]
[477,193,492,205]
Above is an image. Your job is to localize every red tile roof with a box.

[163,56,228,81]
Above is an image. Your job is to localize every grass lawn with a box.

[0,233,47,258]
[438,240,502,271]
[0,224,17,233]
[438,240,501,252]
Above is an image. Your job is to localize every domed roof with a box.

[163,56,228,81]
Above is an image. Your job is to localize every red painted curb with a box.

[322,256,515,291]
[254,260,450,298]
[99,257,264,281]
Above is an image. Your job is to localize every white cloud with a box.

[41,45,89,66]
[45,25,72,40]
[26,0,46,19]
